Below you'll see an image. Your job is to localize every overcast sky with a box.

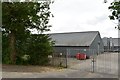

[46,0,119,38]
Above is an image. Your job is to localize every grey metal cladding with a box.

[102,37,108,46]
[113,38,120,46]
[50,31,99,46]
[102,38,120,46]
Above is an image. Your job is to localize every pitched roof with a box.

[50,31,99,46]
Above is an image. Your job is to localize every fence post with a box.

[52,52,54,66]
[59,53,62,67]
[92,50,96,73]
[65,49,68,68]
[92,57,95,73]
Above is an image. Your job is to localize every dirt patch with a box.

[2,64,63,73]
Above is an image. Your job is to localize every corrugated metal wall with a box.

[53,33,104,57]
[53,46,89,56]
[89,33,104,54]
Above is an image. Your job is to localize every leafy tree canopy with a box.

[2,2,52,34]
[108,1,120,30]
[108,1,120,20]
[2,1,54,64]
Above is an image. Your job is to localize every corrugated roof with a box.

[50,31,99,46]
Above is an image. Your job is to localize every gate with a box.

[95,52,118,75]
[66,49,92,72]
[66,49,118,76]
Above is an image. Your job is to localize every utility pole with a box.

[117,1,120,52]
[118,14,120,38]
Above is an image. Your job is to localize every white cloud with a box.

[47,0,118,38]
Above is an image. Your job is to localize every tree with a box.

[108,1,120,20]
[27,34,53,65]
[108,1,120,30]
[2,1,53,64]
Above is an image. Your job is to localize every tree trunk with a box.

[9,31,16,64]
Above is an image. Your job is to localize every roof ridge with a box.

[89,32,99,46]
[50,31,99,35]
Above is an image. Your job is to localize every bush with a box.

[2,33,54,65]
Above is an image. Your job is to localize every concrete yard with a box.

[2,52,119,78]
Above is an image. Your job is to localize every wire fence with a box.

[48,52,67,68]
[48,48,118,76]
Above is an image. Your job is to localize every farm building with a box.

[50,31,104,58]
[102,37,120,52]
